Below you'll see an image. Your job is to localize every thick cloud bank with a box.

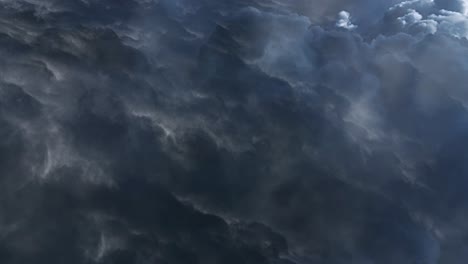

[1,0,468,263]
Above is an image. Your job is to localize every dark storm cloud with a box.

[1,0,468,263]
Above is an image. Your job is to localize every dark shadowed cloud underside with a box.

[1,0,468,263]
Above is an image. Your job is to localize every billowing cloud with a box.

[1,0,468,263]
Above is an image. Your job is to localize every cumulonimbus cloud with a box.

[0,0,468,263]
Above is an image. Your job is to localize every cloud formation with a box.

[1,0,468,263]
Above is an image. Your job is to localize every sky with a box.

[0,0,468,263]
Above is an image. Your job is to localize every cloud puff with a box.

[336,11,357,29]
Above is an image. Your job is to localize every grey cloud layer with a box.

[1,0,468,263]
